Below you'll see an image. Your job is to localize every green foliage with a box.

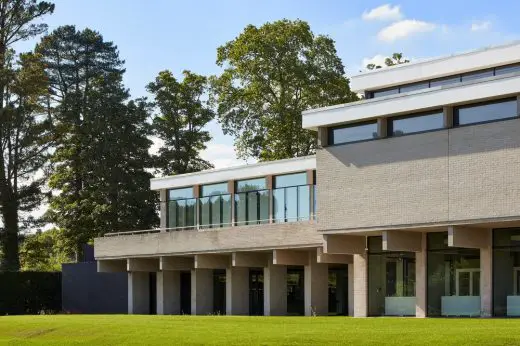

[147,70,213,175]
[0,0,55,272]
[19,228,72,271]
[211,19,357,161]
[37,26,158,257]
[366,53,410,70]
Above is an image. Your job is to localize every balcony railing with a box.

[104,184,316,237]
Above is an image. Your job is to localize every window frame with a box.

[387,110,445,138]
[328,120,379,146]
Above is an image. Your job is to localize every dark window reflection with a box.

[389,111,444,137]
[454,98,517,126]
[329,121,378,145]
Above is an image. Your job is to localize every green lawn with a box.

[1,315,520,345]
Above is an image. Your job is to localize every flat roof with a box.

[350,41,520,93]
[150,155,316,190]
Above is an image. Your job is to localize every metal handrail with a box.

[104,214,316,237]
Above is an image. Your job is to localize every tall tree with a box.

[147,70,213,175]
[19,227,72,271]
[211,19,357,161]
[366,53,410,70]
[37,26,157,258]
[0,0,55,271]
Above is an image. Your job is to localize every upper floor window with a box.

[235,178,268,226]
[199,182,231,229]
[495,64,520,76]
[430,76,460,88]
[461,69,493,82]
[371,88,399,98]
[273,172,310,223]
[454,98,518,126]
[388,110,444,137]
[168,187,196,230]
[329,121,378,145]
[399,82,429,94]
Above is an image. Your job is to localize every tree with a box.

[147,70,213,176]
[19,228,72,271]
[37,26,157,259]
[366,53,410,70]
[0,0,55,271]
[211,19,357,161]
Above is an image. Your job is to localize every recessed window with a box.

[168,187,193,200]
[201,182,228,197]
[454,98,518,126]
[461,69,493,82]
[399,82,429,94]
[236,178,266,192]
[389,110,444,137]
[329,121,378,145]
[430,76,460,88]
[371,88,399,98]
[495,64,520,76]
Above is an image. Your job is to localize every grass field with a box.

[1,315,520,345]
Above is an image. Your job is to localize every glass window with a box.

[461,69,493,82]
[274,172,307,188]
[454,98,518,126]
[389,111,444,137]
[427,232,481,317]
[495,64,520,76]
[367,237,416,316]
[168,198,196,230]
[399,82,429,94]
[201,182,228,196]
[236,178,266,192]
[329,121,378,145]
[235,190,269,226]
[429,76,461,88]
[371,88,399,98]
[168,187,193,200]
[493,228,520,317]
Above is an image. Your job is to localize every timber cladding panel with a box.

[317,118,520,231]
[95,222,321,259]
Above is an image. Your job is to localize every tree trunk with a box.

[0,197,20,271]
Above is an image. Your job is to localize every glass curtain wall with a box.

[493,228,520,317]
[273,172,311,223]
[368,237,416,316]
[199,182,232,229]
[168,187,196,230]
[427,232,480,317]
[235,178,269,225]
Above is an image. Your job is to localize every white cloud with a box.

[362,4,403,21]
[377,19,436,42]
[471,20,491,32]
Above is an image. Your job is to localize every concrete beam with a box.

[272,249,309,266]
[316,247,352,264]
[448,226,490,249]
[97,259,126,272]
[160,256,194,271]
[323,235,366,255]
[194,254,230,269]
[382,231,423,252]
[232,252,269,267]
[127,258,159,272]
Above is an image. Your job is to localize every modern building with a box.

[95,42,520,317]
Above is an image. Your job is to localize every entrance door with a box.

[328,267,348,315]
[249,269,264,315]
[180,271,191,314]
[287,266,304,315]
[149,272,157,315]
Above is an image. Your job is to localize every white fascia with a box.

[150,155,316,191]
[351,41,520,93]
[303,74,520,129]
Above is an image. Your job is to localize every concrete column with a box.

[160,189,167,231]
[443,106,453,128]
[304,251,328,316]
[264,259,287,316]
[353,253,368,317]
[377,118,388,138]
[481,229,493,317]
[157,271,180,315]
[228,180,235,227]
[416,233,427,318]
[226,267,249,315]
[191,269,213,315]
[348,263,354,316]
[317,127,328,148]
[128,272,150,314]
[266,175,274,223]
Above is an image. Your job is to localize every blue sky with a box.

[20,0,520,168]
